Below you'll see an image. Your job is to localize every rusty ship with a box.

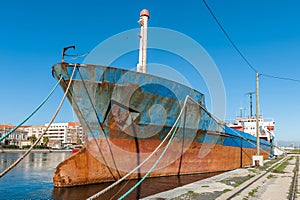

[52,9,273,187]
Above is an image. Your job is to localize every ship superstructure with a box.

[228,117,275,143]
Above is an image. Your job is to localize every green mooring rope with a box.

[0,76,63,142]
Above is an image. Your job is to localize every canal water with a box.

[0,152,220,200]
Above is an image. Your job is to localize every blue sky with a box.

[0,0,300,142]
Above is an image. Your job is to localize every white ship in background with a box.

[228,92,275,143]
[228,117,275,143]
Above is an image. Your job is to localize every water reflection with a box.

[53,172,220,200]
[0,152,220,200]
[0,152,71,200]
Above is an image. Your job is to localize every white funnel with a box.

[137,9,150,73]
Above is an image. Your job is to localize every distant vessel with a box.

[71,145,83,153]
[228,117,275,143]
[228,93,275,143]
[52,9,273,187]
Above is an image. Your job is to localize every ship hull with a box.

[53,136,270,187]
[52,63,271,187]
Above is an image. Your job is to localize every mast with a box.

[137,9,150,73]
[247,92,255,118]
[239,107,243,118]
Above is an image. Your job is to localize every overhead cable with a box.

[202,0,258,73]
[202,0,300,84]
[260,73,300,83]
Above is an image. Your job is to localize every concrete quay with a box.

[0,148,72,153]
[142,155,299,200]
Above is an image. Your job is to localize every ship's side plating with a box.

[52,63,271,187]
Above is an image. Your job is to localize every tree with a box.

[43,136,49,147]
[12,138,17,146]
[29,135,37,144]
[76,137,82,145]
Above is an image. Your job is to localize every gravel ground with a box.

[142,168,256,200]
[220,156,296,200]
[142,155,298,200]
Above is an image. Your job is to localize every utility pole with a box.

[247,92,255,118]
[256,72,260,156]
[253,72,263,167]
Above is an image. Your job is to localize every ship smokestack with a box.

[137,9,150,73]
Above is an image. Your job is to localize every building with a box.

[0,124,27,147]
[43,122,85,148]
[65,122,85,146]
[0,122,85,149]
[43,122,67,148]
[20,125,45,146]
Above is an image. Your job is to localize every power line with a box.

[202,0,300,84]
[202,0,258,73]
[260,73,300,83]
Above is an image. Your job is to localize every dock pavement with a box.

[142,154,299,200]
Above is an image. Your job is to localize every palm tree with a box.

[29,135,37,144]
[43,136,49,147]
[76,137,82,145]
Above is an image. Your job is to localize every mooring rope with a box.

[0,76,63,142]
[0,66,77,178]
[86,95,190,200]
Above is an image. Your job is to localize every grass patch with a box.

[248,168,258,174]
[172,191,224,200]
[288,156,299,198]
[219,174,255,187]
[288,156,294,161]
[223,189,231,193]
[267,174,276,179]
[273,161,289,173]
[261,156,285,170]
[201,185,209,188]
[289,149,300,154]
[248,187,258,197]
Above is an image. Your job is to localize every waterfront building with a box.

[0,122,85,149]
[0,124,27,147]
[65,122,85,147]
[43,122,85,148]
[43,122,68,148]
[20,125,44,146]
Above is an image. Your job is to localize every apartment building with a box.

[43,122,85,148]
[66,122,85,146]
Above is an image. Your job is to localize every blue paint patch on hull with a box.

[52,63,272,155]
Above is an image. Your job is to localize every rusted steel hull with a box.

[52,63,272,187]
[53,138,270,187]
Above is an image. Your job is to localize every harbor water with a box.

[0,152,220,199]
[0,152,71,200]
